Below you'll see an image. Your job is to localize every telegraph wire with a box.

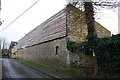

[0,0,39,32]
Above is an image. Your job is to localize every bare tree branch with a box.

[93,1,120,9]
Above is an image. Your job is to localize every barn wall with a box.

[16,7,70,67]
[66,4,111,42]
[16,4,111,68]
[16,37,70,67]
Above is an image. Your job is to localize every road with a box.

[2,58,52,78]
[0,58,2,79]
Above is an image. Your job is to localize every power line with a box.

[0,0,39,33]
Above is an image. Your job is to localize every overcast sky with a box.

[0,0,118,43]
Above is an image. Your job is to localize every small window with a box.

[55,46,59,55]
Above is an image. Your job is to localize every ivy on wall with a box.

[67,39,90,54]
[67,39,92,55]
[67,40,82,53]
[67,34,120,71]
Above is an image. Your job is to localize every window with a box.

[55,46,59,55]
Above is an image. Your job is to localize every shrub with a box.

[95,34,120,71]
[67,34,120,71]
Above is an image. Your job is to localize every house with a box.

[15,4,111,68]
[9,41,18,58]
[11,46,18,58]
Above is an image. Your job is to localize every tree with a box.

[0,21,2,26]
[0,38,8,54]
[0,18,2,26]
[83,0,119,77]
[83,1,98,77]
[66,0,120,77]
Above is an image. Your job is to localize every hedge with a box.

[95,34,120,71]
[67,34,120,71]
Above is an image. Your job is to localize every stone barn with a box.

[16,4,111,68]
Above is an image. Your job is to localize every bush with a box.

[2,53,9,57]
[95,34,120,71]
[67,34,120,71]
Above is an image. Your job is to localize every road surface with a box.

[2,58,52,78]
[0,58,2,79]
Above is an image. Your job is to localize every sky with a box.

[0,0,118,43]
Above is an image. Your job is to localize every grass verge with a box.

[16,58,85,78]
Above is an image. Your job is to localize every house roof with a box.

[9,41,18,49]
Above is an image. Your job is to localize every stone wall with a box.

[16,4,111,68]
[94,22,111,38]
[66,4,111,42]
[66,5,87,41]
[16,37,70,67]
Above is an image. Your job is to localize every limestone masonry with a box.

[15,4,111,68]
